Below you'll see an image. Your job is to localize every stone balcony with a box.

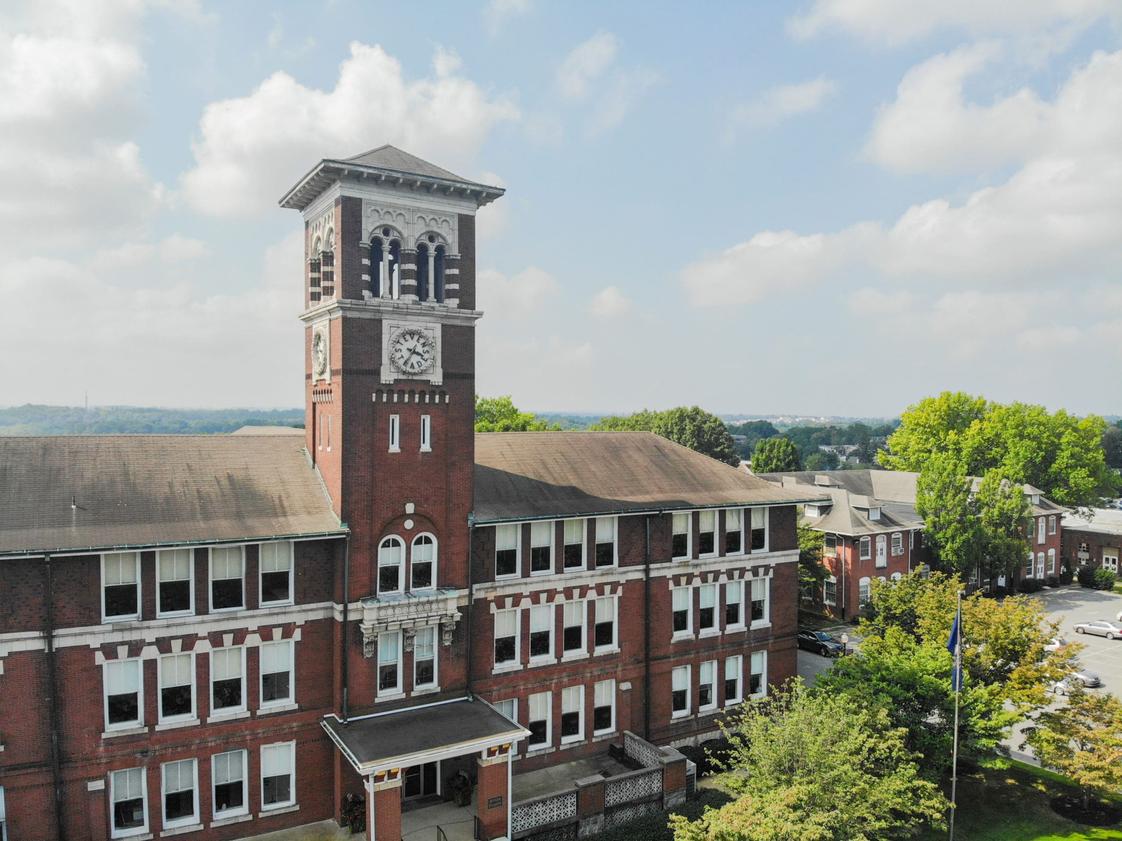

[359,589,461,657]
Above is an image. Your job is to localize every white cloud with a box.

[477,266,559,320]
[557,32,619,100]
[483,0,533,35]
[788,0,1120,45]
[585,66,659,136]
[181,42,519,217]
[589,286,631,319]
[474,171,509,241]
[91,235,210,270]
[726,76,838,137]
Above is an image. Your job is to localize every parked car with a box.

[797,630,845,657]
[1074,620,1122,639]
[1044,637,1067,652]
[1116,609,1122,623]
[1050,669,1102,694]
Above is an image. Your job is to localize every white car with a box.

[1044,637,1067,652]
[1074,620,1122,639]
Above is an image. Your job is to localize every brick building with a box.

[760,470,1064,621]
[1062,508,1122,575]
[0,147,820,841]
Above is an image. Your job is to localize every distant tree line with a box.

[727,419,898,472]
[0,404,303,436]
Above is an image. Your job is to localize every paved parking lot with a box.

[1034,585,1122,694]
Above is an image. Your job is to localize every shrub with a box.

[1018,578,1043,593]
[1077,566,1097,588]
[1093,568,1117,591]
[1059,567,1074,585]
[1045,575,1059,588]
[992,585,1008,598]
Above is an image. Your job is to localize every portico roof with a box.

[322,696,528,774]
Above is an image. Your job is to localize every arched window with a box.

[378,537,404,595]
[371,228,403,299]
[309,237,323,303]
[890,572,903,582]
[411,534,437,590]
[320,228,335,299]
[858,576,871,606]
[434,244,446,302]
[416,243,430,302]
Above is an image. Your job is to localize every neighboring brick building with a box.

[759,470,1064,621]
[0,146,820,841]
[1062,508,1122,575]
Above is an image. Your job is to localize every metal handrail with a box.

[437,826,449,841]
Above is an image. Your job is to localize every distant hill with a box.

[0,405,304,436]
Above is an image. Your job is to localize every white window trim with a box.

[824,575,837,606]
[377,536,405,596]
[101,552,141,623]
[891,532,903,557]
[858,577,871,606]
[389,414,401,453]
[410,533,438,592]
[260,741,297,812]
[419,414,432,453]
[562,599,587,659]
[161,758,199,830]
[1037,517,1046,545]
[671,665,691,719]
[156,651,196,726]
[211,750,249,820]
[750,507,770,553]
[259,541,294,607]
[560,685,585,745]
[594,516,618,567]
[697,510,718,559]
[104,658,144,732]
[593,679,616,737]
[493,608,521,673]
[413,626,439,691]
[725,580,745,631]
[750,577,771,628]
[494,523,522,580]
[527,691,552,751]
[1026,551,1035,578]
[259,640,296,709]
[562,518,587,571]
[593,595,619,654]
[697,583,718,637]
[1036,552,1045,578]
[750,651,768,699]
[156,548,195,619]
[671,585,693,641]
[110,767,149,839]
[208,545,246,614]
[528,604,555,665]
[377,631,403,699]
[724,508,745,556]
[724,655,744,707]
[875,534,888,568]
[859,536,871,560]
[1048,515,1056,535]
[529,520,555,577]
[1046,548,1056,575]
[209,646,247,717]
[698,660,718,713]
[672,511,692,561]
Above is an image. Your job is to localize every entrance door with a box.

[875,535,886,568]
[403,762,439,801]
[1104,549,1119,574]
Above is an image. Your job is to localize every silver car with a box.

[1074,620,1122,639]
[1051,670,1102,694]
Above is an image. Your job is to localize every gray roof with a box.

[474,432,826,523]
[230,425,304,436]
[322,696,526,772]
[279,144,505,211]
[0,436,343,556]
[1064,508,1122,537]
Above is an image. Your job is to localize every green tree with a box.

[797,524,828,593]
[1023,686,1122,810]
[803,450,840,471]
[914,452,982,576]
[473,396,555,432]
[751,436,802,473]
[592,407,739,465]
[1103,422,1122,469]
[879,391,987,470]
[973,469,1032,583]
[669,682,946,841]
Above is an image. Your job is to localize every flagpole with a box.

[949,590,962,841]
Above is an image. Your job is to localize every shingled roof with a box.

[0,436,344,557]
[473,431,825,523]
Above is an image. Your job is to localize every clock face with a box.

[312,330,328,377]
[390,328,436,376]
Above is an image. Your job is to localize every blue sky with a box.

[1,1,1120,417]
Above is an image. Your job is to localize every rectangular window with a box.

[209,546,244,611]
[859,577,871,606]
[495,524,519,578]
[724,656,743,706]
[672,587,691,636]
[824,576,837,606]
[212,750,247,818]
[671,665,690,717]
[594,596,616,651]
[158,653,194,722]
[561,685,584,743]
[1,787,6,841]
[378,631,402,695]
[749,651,767,697]
[260,541,293,605]
[724,509,743,555]
[594,516,617,567]
[414,627,437,689]
[530,521,553,574]
[1048,515,1056,535]
[699,660,717,711]
[102,552,139,621]
[859,536,871,560]
[260,641,294,707]
[593,679,615,735]
[751,578,770,625]
[824,534,837,557]
[891,532,903,557]
[162,759,197,829]
[528,691,551,749]
[725,580,743,628]
[1026,551,1035,578]
[111,767,147,838]
[698,510,716,556]
[389,414,400,452]
[495,698,517,723]
[420,414,432,452]
[529,604,554,661]
[563,600,585,654]
[157,548,193,616]
[563,519,586,570]
[1047,548,1057,575]
[104,659,142,730]
[698,584,716,633]
[211,647,245,714]
[750,508,768,551]
[261,742,296,810]
[672,512,690,559]
[494,609,519,667]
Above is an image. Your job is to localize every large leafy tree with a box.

[797,523,828,592]
[1023,687,1122,811]
[474,396,555,432]
[1104,422,1122,469]
[592,407,739,465]
[878,391,987,470]
[751,436,802,473]
[669,682,946,841]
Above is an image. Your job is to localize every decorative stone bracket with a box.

[359,590,461,658]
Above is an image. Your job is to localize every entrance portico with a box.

[323,697,528,841]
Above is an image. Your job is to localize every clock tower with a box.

[280,145,503,709]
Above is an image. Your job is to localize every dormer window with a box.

[805,505,820,518]
[867,507,881,521]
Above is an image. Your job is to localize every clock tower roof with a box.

[278,143,505,212]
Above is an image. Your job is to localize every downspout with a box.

[45,554,65,841]
[643,514,653,740]
[341,531,351,722]
[466,512,476,696]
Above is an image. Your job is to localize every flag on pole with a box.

[947,607,964,692]
[946,611,959,655]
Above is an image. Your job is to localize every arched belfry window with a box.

[320,228,335,300]
[411,534,437,590]
[434,244,446,303]
[371,227,403,299]
[416,242,430,302]
[416,233,446,303]
[309,236,323,303]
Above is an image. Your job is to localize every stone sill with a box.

[210,813,252,829]
[260,804,300,818]
[160,822,203,837]
[205,710,249,724]
[594,646,621,657]
[257,702,299,716]
[102,726,147,739]
[155,718,200,732]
